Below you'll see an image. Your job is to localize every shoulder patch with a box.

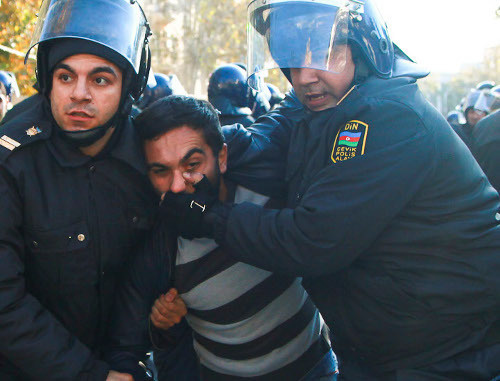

[331,120,369,163]
[0,125,46,153]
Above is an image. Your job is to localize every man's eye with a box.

[187,162,200,170]
[59,74,72,82]
[95,77,109,85]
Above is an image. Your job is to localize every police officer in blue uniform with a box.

[207,64,255,127]
[472,86,500,192]
[454,88,488,148]
[0,1,159,379]
[161,0,500,379]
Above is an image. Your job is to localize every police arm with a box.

[218,104,436,276]
[224,91,304,198]
[0,168,110,380]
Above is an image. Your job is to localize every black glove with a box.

[159,175,219,239]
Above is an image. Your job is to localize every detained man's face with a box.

[290,45,355,112]
[144,125,228,197]
[49,54,123,131]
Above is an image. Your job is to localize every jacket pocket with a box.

[24,221,93,293]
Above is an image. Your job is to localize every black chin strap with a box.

[52,70,136,148]
[56,112,118,148]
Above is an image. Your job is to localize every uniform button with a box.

[132,216,138,224]
[101,271,105,276]
[89,165,96,173]
[296,193,301,201]
[496,213,500,221]
[77,234,86,242]
[32,240,38,247]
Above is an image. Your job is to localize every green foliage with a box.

[146,0,248,95]
[0,0,40,98]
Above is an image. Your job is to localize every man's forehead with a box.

[57,53,122,73]
[147,126,210,159]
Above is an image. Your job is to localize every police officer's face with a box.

[144,126,228,197]
[290,45,355,112]
[49,54,123,131]
[465,108,486,127]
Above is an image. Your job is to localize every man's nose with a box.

[70,79,91,102]
[170,170,187,194]
[293,68,320,86]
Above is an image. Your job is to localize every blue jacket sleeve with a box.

[222,101,437,276]
[224,92,305,198]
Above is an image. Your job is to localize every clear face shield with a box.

[26,0,150,75]
[474,91,500,114]
[247,0,356,91]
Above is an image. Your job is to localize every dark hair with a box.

[134,95,224,154]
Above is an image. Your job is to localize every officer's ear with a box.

[218,143,228,174]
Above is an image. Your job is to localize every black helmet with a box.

[247,0,428,89]
[474,85,500,113]
[446,110,465,127]
[26,0,152,147]
[136,73,187,110]
[462,89,483,115]
[27,0,152,101]
[0,71,20,101]
[267,83,285,109]
[475,81,495,91]
[208,64,252,116]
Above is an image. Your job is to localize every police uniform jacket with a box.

[221,76,500,374]
[219,114,255,128]
[0,102,158,380]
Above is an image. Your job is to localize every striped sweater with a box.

[175,186,329,380]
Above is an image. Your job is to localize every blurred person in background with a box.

[208,63,255,127]
[472,85,500,191]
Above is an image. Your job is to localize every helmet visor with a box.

[247,0,350,90]
[27,0,149,74]
[475,91,499,114]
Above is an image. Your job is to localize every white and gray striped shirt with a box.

[175,186,329,380]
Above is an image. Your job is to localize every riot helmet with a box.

[474,86,500,114]
[247,0,427,90]
[267,83,285,109]
[0,71,20,102]
[462,89,487,127]
[446,110,465,128]
[26,0,152,146]
[475,81,495,91]
[136,73,187,110]
[208,64,252,116]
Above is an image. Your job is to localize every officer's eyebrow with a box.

[180,148,205,164]
[52,64,118,78]
[89,66,119,78]
[53,63,75,74]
